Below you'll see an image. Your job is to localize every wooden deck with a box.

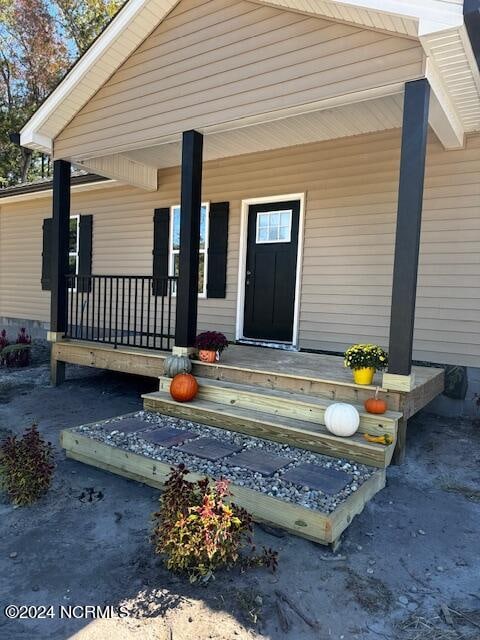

[53,339,444,464]
[53,340,443,406]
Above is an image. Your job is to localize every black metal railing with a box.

[65,275,177,351]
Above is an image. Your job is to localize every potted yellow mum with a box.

[344,344,388,385]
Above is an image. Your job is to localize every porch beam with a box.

[386,79,430,383]
[174,130,203,349]
[424,59,464,149]
[77,154,158,191]
[50,159,71,385]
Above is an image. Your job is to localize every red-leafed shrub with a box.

[152,465,278,582]
[0,330,8,351]
[0,424,55,505]
[0,328,32,367]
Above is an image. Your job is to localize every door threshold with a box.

[236,339,298,351]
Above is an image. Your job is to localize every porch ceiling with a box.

[120,93,406,169]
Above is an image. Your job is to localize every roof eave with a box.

[20,0,180,154]
[19,0,480,155]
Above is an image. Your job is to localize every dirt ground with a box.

[0,348,479,640]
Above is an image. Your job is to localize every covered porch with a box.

[48,79,440,390]
[43,77,450,466]
[20,0,480,469]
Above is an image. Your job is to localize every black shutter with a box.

[207,202,229,298]
[41,218,52,291]
[77,215,93,292]
[153,208,170,296]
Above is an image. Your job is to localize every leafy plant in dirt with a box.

[0,330,9,352]
[0,424,55,506]
[152,465,278,582]
[0,328,32,368]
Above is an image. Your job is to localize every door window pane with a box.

[268,226,279,241]
[269,212,280,227]
[258,213,269,228]
[256,210,292,244]
[257,227,268,242]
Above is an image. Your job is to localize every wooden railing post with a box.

[174,130,203,352]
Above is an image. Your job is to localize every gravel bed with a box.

[73,411,377,514]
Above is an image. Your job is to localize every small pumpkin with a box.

[364,388,388,415]
[170,373,198,402]
[324,403,360,438]
[164,354,192,378]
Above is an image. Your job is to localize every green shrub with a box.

[152,465,277,582]
[0,424,55,505]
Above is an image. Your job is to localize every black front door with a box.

[243,200,300,342]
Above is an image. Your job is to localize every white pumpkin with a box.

[324,403,360,437]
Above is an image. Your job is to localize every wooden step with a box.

[159,376,401,437]
[188,357,403,410]
[142,390,395,468]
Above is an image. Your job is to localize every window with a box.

[169,203,209,297]
[68,215,80,275]
[256,210,292,243]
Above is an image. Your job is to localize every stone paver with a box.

[104,418,150,435]
[177,437,242,461]
[227,449,291,476]
[282,463,351,494]
[140,427,197,447]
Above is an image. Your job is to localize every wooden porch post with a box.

[174,130,203,352]
[49,159,71,385]
[384,79,430,390]
[384,79,430,464]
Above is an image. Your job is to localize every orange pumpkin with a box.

[364,387,388,415]
[170,373,199,402]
